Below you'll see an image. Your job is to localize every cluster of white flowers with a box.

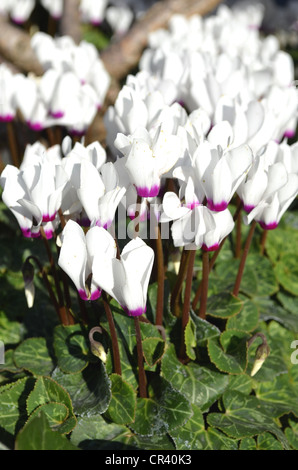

[0,0,154,36]
[1,3,298,317]
[0,34,110,135]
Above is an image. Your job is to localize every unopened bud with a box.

[248,332,270,377]
[89,326,107,363]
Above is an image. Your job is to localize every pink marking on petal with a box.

[21,228,32,238]
[0,114,14,122]
[284,129,296,139]
[137,185,160,198]
[50,110,65,119]
[31,231,41,239]
[202,243,220,252]
[70,129,86,138]
[122,305,146,317]
[186,201,201,210]
[27,121,44,132]
[207,199,228,212]
[258,221,278,230]
[43,212,57,223]
[78,289,89,301]
[90,289,102,301]
[243,204,255,213]
[44,228,54,239]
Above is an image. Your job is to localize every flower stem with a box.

[233,220,257,297]
[191,199,243,311]
[179,249,196,360]
[155,223,164,326]
[235,198,242,258]
[134,316,147,398]
[40,225,71,325]
[26,255,61,322]
[170,248,191,317]
[198,250,209,319]
[102,292,122,376]
[6,121,19,167]
[134,195,142,236]
[260,229,268,255]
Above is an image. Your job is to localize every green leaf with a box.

[228,375,253,395]
[190,311,221,347]
[15,412,79,450]
[53,324,89,374]
[169,404,205,450]
[274,253,298,296]
[255,372,298,418]
[239,437,257,450]
[0,311,23,344]
[26,402,69,430]
[104,374,136,425]
[13,337,54,376]
[207,390,290,449]
[206,292,243,319]
[26,376,76,434]
[51,363,111,417]
[170,404,238,450]
[161,344,229,412]
[70,415,175,450]
[131,376,192,436]
[285,420,298,450]
[257,432,284,450]
[0,377,35,436]
[142,337,166,367]
[208,330,249,375]
[256,296,298,333]
[184,318,196,360]
[226,297,259,332]
[265,225,298,263]
[0,349,23,374]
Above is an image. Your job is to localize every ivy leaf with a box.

[26,376,77,434]
[51,363,111,417]
[190,311,220,347]
[142,337,166,367]
[70,415,175,450]
[161,344,229,412]
[208,330,249,375]
[274,253,298,296]
[226,297,259,332]
[15,412,79,450]
[53,324,89,374]
[285,420,298,450]
[13,337,54,376]
[184,318,196,360]
[104,374,136,425]
[130,376,192,436]
[0,377,35,438]
[206,292,243,319]
[207,390,290,449]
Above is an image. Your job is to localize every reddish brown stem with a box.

[134,316,147,398]
[179,249,196,360]
[198,250,209,319]
[233,220,257,297]
[155,223,164,326]
[102,292,122,376]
